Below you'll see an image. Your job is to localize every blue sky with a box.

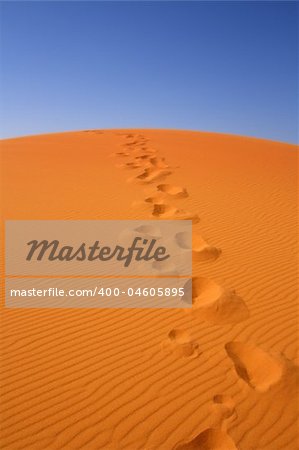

[1,1,298,143]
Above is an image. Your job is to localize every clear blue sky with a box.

[1,1,298,143]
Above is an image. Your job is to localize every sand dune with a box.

[0,129,297,449]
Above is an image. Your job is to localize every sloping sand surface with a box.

[0,129,298,449]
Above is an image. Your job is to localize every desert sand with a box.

[0,129,298,449]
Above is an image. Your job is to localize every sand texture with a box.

[0,129,298,449]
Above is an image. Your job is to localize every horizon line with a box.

[1,126,297,147]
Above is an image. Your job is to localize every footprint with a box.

[152,204,179,217]
[152,204,200,223]
[135,167,172,183]
[145,193,166,205]
[183,277,249,324]
[174,428,237,450]
[161,329,200,359]
[134,224,162,239]
[149,156,170,169]
[152,259,179,275]
[157,184,189,199]
[211,394,237,431]
[174,395,237,449]
[225,341,284,392]
[175,232,221,262]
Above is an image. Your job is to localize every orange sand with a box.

[0,129,298,449]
